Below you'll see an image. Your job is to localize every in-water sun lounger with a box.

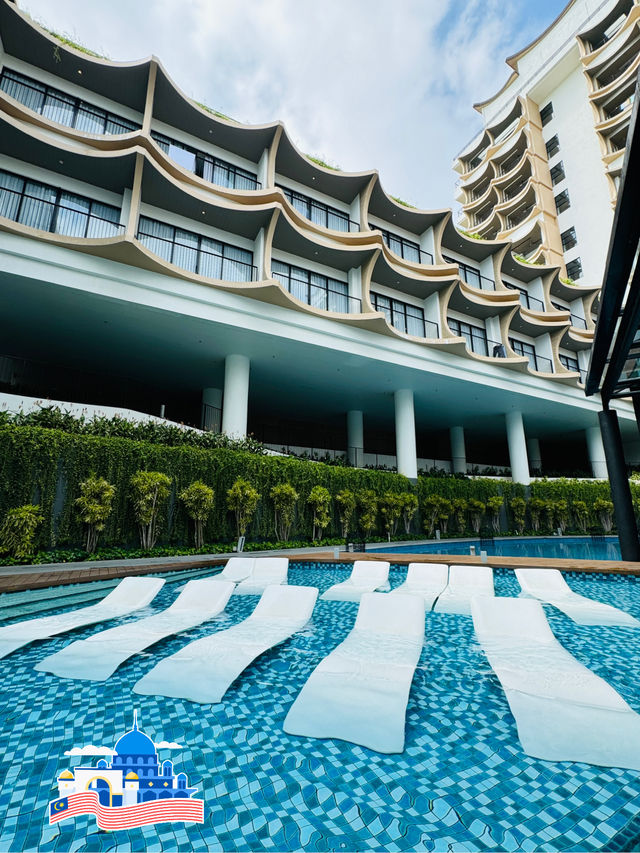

[391,563,448,609]
[516,568,640,627]
[0,576,165,660]
[133,583,318,703]
[233,557,289,595]
[472,596,640,769]
[284,592,424,753]
[321,560,390,602]
[219,557,255,582]
[34,578,235,681]
[434,564,494,615]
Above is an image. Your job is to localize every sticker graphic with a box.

[48,711,204,830]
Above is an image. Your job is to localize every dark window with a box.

[545,135,560,158]
[540,102,554,126]
[0,168,121,238]
[0,68,138,135]
[137,216,255,281]
[371,292,434,337]
[272,259,352,313]
[550,161,565,185]
[504,282,545,312]
[561,227,577,251]
[509,337,553,373]
[559,354,579,372]
[565,257,583,280]
[448,317,489,355]
[371,225,431,264]
[277,185,354,232]
[442,255,495,290]
[555,189,570,214]
[151,131,260,190]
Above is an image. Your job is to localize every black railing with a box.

[531,353,554,373]
[570,314,588,329]
[474,209,493,227]
[507,205,534,228]
[0,69,138,136]
[597,54,636,87]
[505,283,545,312]
[443,256,495,291]
[278,274,361,314]
[471,184,490,201]
[500,152,525,176]
[459,335,505,358]
[503,179,528,201]
[0,185,123,238]
[376,230,434,265]
[137,229,257,282]
[279,185,358,232]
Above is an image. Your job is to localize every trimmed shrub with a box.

[307,486,331,541]
[130,471,172,549]
[0,504,43,560]
[227,479,261,538]
[380,492,403,541]
[75,474,116,554]
[270,483,299,541]
[399,493,418,534]
[179,481,215,549]
[358,490,378,538]
[336,489,357,537]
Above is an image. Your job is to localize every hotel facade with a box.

[0,0,636,483]
[454,0,639,287]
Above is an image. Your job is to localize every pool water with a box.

[370,536,622,561]
[1,563,640,852]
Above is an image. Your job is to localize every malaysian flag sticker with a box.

[47,709,204,830]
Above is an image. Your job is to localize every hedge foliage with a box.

[0,423,630,555]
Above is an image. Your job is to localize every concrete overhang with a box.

[0,0,149,114]
[271,213,374,273]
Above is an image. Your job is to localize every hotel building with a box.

[454,0,639,288]
[0,0,636,483]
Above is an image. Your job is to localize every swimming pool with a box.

[1,563,640,851]
[370,536,622,561]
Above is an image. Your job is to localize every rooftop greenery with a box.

[390,194,417,209]
[306,154,341,171]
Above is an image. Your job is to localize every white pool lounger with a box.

[233,558,289,595]
[219,557,256,582]
[284,592,424,753]
[34,578,235,681]
[391,563,448,609]
[0,576,165,660]
[133,583,318,703]
[472,596,640,769]
[516,568,640,627]
[321,560,390,602]
[434,564,494,615]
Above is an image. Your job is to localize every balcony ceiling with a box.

[271,214,373,273]
[0,263,622,439]
[140,160,273,240]
[0,0,149,113]
[0,115,137,192]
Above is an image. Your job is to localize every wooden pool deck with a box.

[0,547,639,594]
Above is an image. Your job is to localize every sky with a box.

[20,0,569,212]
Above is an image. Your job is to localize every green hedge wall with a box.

[0,424,413,548]
[0,423,625,551]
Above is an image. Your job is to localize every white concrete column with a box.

[349,194,361,229]
[450,426,466,475]
[348,267,362,304]
[419,227,436,261]
[586,425,608,478]
[254,227,266,280]
[527,437,542,472]
[505,410,531,485]
[395,389,418,479]
[347,410,364,467]
[257,147,270,189]
[222,354,250,438]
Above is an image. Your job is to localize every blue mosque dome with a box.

[114,711,156,756]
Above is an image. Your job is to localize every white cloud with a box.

[155,741,183,750]
[19,0,564,209]
[64,745,116,756]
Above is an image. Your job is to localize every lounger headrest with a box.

[168,578,235,611]
[471,596,555,643]
[251,584,318,621]
[351,561,390,582]
[101,576,165,607]
[406,562,449,584]
[356,592,425,637]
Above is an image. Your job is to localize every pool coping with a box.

[0,539,639,593]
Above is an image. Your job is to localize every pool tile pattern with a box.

[0,564,640,851]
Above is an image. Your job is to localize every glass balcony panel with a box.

[0,73,45,112]
[41,91,75,127]
[327,210,349,232]
[328,287,349,313]
[75,105,106,135]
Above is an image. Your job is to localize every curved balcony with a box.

[447,280,519,320]
[461,182,499,218]
[487,120,527,163]
[589,51,640,101]
[495,175,534,215]
[457,156,493,189]
[560,326,595,352]
[493,146,529,186]
[579,0,634,53]
[596,98,635,133]
[368,250,456,305]
[458,130,492,176]
[487,100,523,146]
[439,214,509,266]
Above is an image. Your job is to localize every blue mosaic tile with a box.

[1,564,640,850]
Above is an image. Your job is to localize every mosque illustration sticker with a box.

[48,711,204,830]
